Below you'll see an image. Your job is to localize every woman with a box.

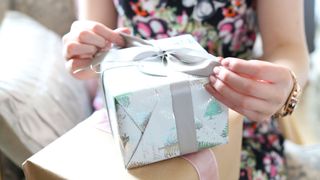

[63,0,309,179]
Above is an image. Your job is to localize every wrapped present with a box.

[101,34,228,168]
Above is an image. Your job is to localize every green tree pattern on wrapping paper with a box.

[221,124,228,138]
[158,142,179,158]
[120,133,129,149]
[204,100,222,119]
[115,93,130,108]
[195,121,203,130]
[198,141,220,149]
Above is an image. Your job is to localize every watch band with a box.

[273,70,301,119]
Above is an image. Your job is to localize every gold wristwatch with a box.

[273,70,301,119]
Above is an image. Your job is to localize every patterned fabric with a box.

[114,0,256,58]
[112,0,286,179]
[241,118,286,180]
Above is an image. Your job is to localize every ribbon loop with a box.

[74,34,221,77]
[117,34,222,77]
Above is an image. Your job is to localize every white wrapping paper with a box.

[101,35,228,168]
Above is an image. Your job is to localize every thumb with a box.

[114,27,131,35]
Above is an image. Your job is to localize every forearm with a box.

[76,0,118,28]
[257,0,309,88]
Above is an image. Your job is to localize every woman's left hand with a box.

[205,57,294,122]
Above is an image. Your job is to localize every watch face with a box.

[286,88,300,116]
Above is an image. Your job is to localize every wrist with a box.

[273,70,301,119]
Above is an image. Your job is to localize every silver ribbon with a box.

[100,34,221,154]
[170,81,198,154]
[78,33,221,77]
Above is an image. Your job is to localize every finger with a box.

[114,27,131,35]
[77,30,106,49]
[221,58,288,82]
[212,66,279,101]
[65,59,98,79]
[209,75,275,115]
[205,84,271,122]
[73,54,94,59]
[205,83,237,110]
[100,41,112,52]
[90,23,126,47]
[63,28,107,49]
[64,41,98,60]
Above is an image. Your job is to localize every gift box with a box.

[101,34,228,168]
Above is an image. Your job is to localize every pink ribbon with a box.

[92,110,112,134]
[182,149,220,180]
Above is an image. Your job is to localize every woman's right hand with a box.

[62,20,130,79]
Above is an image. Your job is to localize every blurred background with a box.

[0,0,320,179]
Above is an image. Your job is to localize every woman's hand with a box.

[62,20,130,79]
[205,57,294,122]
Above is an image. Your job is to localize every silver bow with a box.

[75,33,221,77]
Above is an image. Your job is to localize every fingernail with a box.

[209,75,216,84]
[213,66,221,75]
[221,58,229,67]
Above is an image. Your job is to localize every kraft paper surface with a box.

[23,110,243,180]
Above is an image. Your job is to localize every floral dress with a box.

[112,0,286,179]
